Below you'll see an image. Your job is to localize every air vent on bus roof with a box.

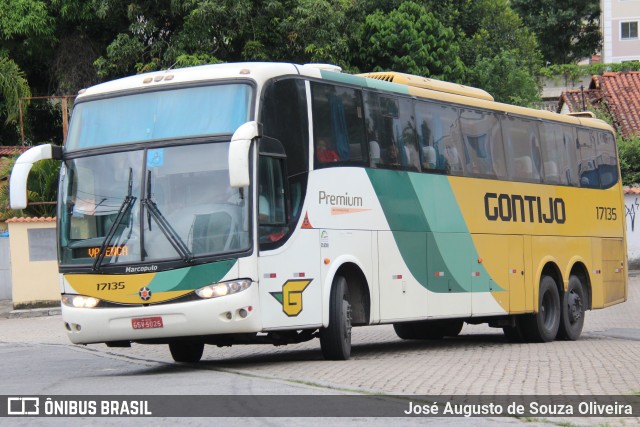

[303,63,342,73]
[566,111,596,119]
[358,71,494,102]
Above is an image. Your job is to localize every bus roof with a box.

[76,62,614,133]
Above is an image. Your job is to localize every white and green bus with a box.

[11,62,627,362]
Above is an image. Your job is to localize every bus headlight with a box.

[196,279,251,299]
[62,294,101,308]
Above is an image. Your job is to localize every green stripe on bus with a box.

[367,169,502,293]
[149,259,236,292]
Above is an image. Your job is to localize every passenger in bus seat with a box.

[422,146,437,169]
[445,146,462,173]
[316,137,340,163]
[385,144,400,167]
[514,156,533,179]
[369,140,381,166]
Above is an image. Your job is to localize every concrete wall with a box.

[0,234,12,299]
[625,193,640,269]
[6,218,59,308]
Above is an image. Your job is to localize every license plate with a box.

[131,316,163,329]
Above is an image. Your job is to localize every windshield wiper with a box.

[93,168,136,271]
[142,171,193,263]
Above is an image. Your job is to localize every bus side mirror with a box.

[229,121,261,188]
[10,144,62,209]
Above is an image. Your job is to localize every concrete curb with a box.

[8,307,61,319]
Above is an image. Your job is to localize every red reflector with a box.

[294,272,306,278]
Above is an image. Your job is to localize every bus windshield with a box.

[59,143,250,268]
[66,83,253,151]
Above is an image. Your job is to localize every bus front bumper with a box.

[61,284,262,344]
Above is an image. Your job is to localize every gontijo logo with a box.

[270,279,313,317]
[484,192,566,224]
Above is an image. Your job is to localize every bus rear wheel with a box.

[557,275,585,341]
[320,276,352,360]
[521,275,560,343]
[169,341,204,363]
[393,322,418,339]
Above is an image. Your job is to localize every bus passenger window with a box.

[310,82,366,167]
[415,101,464,175]
[501,115,542,182]
[539,123,579,186]
[597,131,619,188]
[576,129,600,188]
[459,109,506,179]
[364,92,418,171]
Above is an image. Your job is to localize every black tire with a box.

[169,341,204,363]
[442,319,464,337]
[393,322,418,340]
[320,276,352,360]
[502,317,526,343]
[557,275,586,341]
[521,275,561,343]
[413,322,445,339]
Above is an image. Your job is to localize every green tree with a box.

[0,57,31,124]
[467,50,540,106]
[618,136,640,186]
[355,2,465,81]
[511,0,601,64]
[0,156,59,219]
[416,0,542,103]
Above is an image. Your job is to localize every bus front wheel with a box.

[320,275,352,360]
[169,341,204,363]
[557,275,585,341]
[522,275,561,343]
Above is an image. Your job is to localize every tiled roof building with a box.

[0,146,28,156]
[558,71,640,138]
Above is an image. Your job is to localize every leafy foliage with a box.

[618,136,640,186]
[511,0,601,65]
[0,156,59,220]
[0,0,605,149]
[467,50,540,106]
[0,56,31,124]
[356,2,465,81]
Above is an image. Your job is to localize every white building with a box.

[601,0,640,63]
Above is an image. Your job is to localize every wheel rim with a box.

[567,290,583,324]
